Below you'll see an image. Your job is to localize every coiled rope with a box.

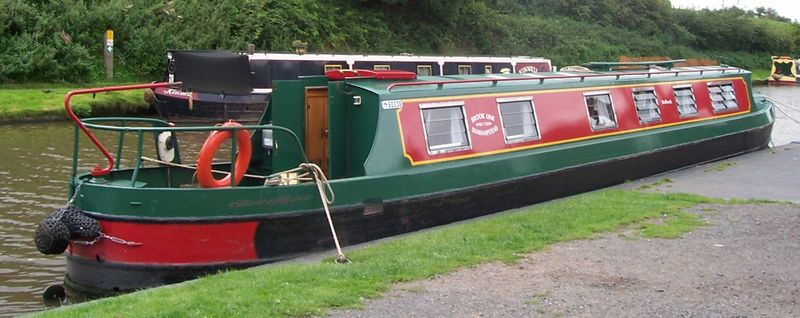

[140,156,314,185]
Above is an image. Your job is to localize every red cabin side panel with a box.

[398,78,751,165]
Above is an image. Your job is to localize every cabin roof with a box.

[344,66,748,97]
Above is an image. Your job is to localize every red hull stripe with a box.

[69,220,259,264]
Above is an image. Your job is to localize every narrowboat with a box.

[37,61,774,297]
[767,55,799,86]
[151,50,553,122]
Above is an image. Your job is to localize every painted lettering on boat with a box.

[470,112,499,136]
[163,88,193,98]
[229,195,311,209]
[516,65,539,73]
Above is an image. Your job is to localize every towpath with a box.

[325,143,800,317]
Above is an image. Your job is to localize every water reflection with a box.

[0,120,213,317]
[0,122,76,317]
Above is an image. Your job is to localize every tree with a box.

[753,6,791,23]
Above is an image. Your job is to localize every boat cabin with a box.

[258,65,754,181]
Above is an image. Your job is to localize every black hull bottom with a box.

[154,93,267,123]
[65,124,773,296]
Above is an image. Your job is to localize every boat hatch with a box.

[305,87,329,176]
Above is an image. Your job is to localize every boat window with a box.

[497,98,539,143]
[633,88,661,123]
[324,64,342,72]
[584,92,617,130]
[707,83,738,112]
[420,103,470,154]
[374,65,391,71]
[417,65,432,76]
[484,65,493,74]
[458,65,472,75]
[674,86,698,116]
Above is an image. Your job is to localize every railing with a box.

[65,82,180,176]
[386,67,744,92]
[72,117,174,183]
[66,83,308,188]
[73,119,308,188]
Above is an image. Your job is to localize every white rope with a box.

[141,156,269,179]
[142,157,347,261]
[67,182,83,205]
[300,163,348,263]
[141,156,314,185]
[766,97,800,125]
[263,167,313,186]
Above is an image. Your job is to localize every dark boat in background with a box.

[37,59,773,297]
[150,50,553,123]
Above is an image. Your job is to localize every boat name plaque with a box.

[470,112,499,136]
[382,100,404,110]
[163,88,193,98]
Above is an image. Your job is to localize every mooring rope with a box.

[141,156,268,179]
[67,182,83,205]
[766,97,800,126]
[140,157,347,261]
[140,156,313,185]
[300,163,348,263]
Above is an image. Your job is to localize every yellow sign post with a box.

[104,30,114,79]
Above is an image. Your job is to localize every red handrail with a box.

[64,82,181,176]
[386,67,743,91]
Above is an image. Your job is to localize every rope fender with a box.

[35,204,101,255]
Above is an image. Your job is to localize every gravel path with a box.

[327,146,800,317]
[327,203,800,317]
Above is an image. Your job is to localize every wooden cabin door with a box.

[304,87,329,176]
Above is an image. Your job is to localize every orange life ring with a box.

[196,121,252,188]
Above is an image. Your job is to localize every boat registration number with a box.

[382,100,404,110]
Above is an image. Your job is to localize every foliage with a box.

[0,0,798,83]
[546,0,675,37]
[0,0,94,82]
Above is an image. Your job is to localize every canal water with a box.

[0,86,799,316]
[0,121,213,317]
[754,86,800,146]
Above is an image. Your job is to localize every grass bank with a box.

[36,189,743,317]
[750,69,772,82]
[0,85,151,123]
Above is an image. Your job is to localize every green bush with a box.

[0,0,798,83]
